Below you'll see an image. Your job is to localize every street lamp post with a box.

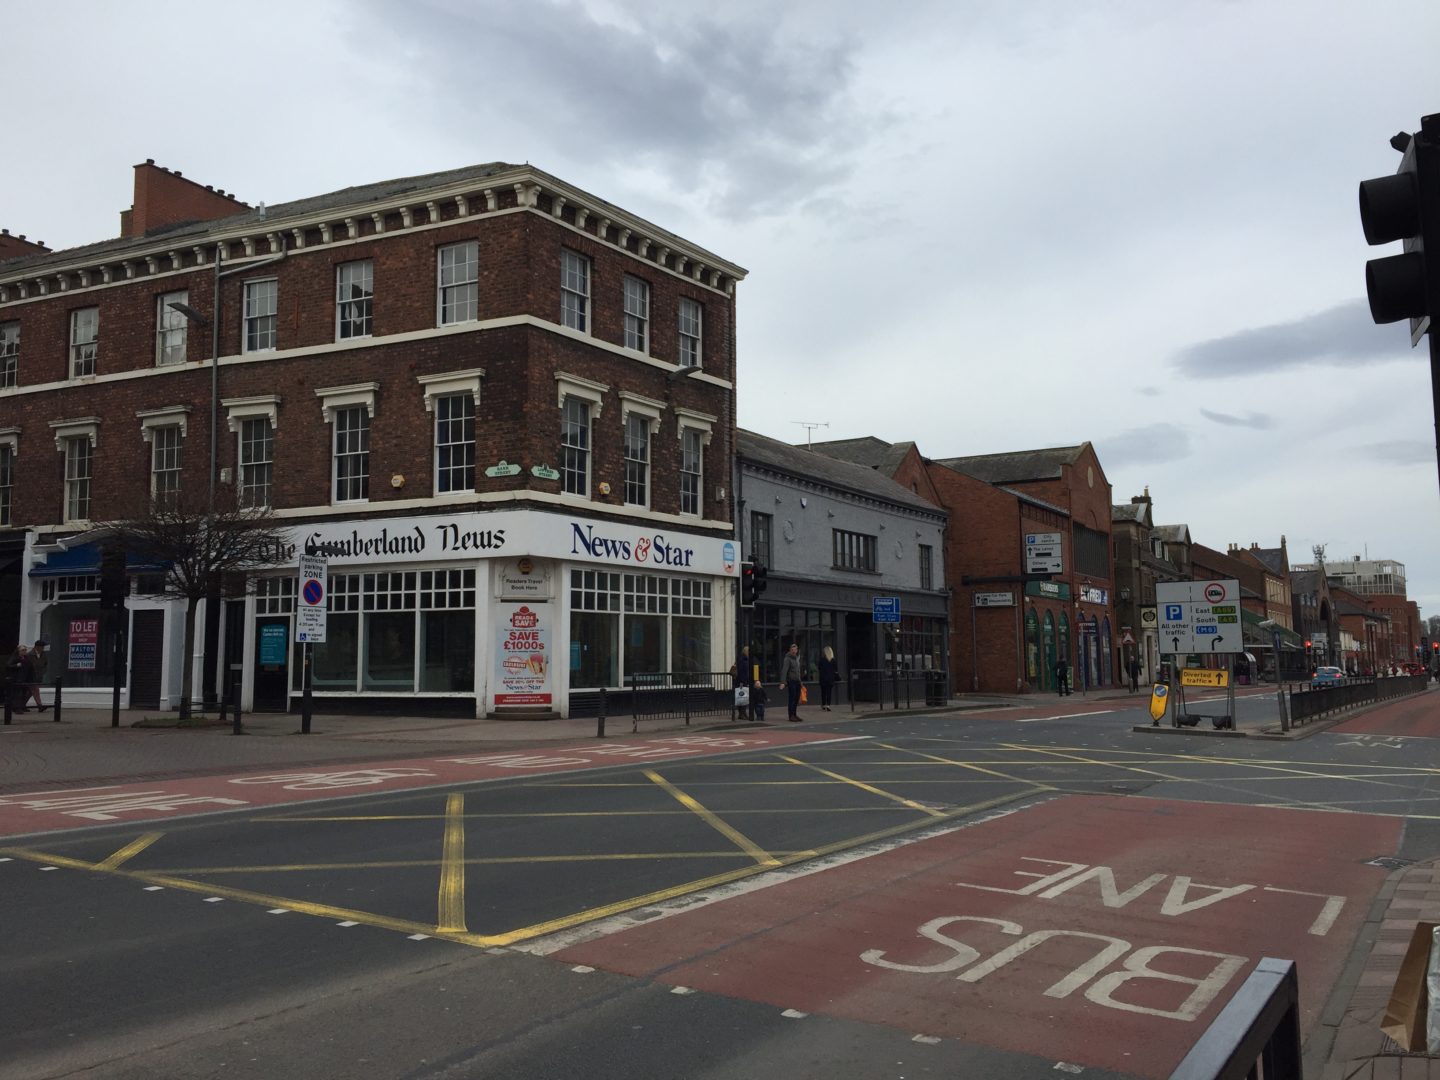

[1260,619,1289,732]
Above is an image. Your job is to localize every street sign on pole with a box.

[973,591,1015,608]
[872,597,901,623]
[1155,579,1242,654]
[296,554,328,643]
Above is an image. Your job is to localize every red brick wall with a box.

[128,162,248,238]
[0,207,735,529]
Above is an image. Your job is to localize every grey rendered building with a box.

[735,429,949,692]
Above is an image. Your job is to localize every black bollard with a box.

[596,686,607,739]
[3,673,11,726]
[231,667,243,736]
[52,678,62,723]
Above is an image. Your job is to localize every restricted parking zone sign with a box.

[296,554,328,643]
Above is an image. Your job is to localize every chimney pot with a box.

[145,158,155,165]
[174,170,182,177]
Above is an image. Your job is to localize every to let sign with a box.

[296,554,328,644]
[68,618,99,672]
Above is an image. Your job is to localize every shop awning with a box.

[28,541,165,577]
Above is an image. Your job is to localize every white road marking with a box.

[912,1034,941,1044]
[571,964,595,973]
[203,896,223,903]
[0,857,11,862]
[267,908,289,915]
[337,920,358,927]
[408,933,431,941]
[781,1009,809,1019]
[39,865,58,871]
[143,885,164,891]
[1019,711,1115,722]
[670,986,696,995]
[1054,1063,1084,1074]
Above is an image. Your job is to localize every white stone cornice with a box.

[400,207,414,228]
[555,371,608,414]
[315,381,378,424]
[455,195,469,216]
[425,201,440,224]
[551,196,567,218]
[343,219,357,240]
[223,394,281,432]
[319,223,333,243]
[49,416,100,452]
[291,229,305,249]
[370,213,386,234]
[483,188,497,211]
[137,404,191,441]
[416,368,485,412]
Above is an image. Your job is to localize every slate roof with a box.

[1113,504,1142,523]
[1291,570,1320,593]
[739,429,943,516]
[1153,524,1191,544]
[1247,547,1287,575]
[933,444,1086,485]
[1,163,522,273]
[807,436,917,478]
[997,486,1069,516]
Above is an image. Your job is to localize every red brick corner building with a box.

[0,160,746,717]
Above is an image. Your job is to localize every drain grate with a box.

[1367,856,1417,871]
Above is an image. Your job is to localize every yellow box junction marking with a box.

[775,755,949,817]
[644,769,781,867]
[437,793,467,934]
[95,831,163,871]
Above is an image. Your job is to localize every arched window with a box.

[1042,612,1056,690]
[1059,611,1071,678]
[1025,607,1039,684]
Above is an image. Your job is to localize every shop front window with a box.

[570,569,713,686]
[41,603,120,690]
[1042,612,1056,690]
[1025,607,1039,683]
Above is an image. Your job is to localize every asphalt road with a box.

[5,691,1438,1079]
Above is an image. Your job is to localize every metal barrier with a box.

[1289,674,1428,725]
[617,671,737,732]
[849,669,950,710]
[1169,957,1301,1080]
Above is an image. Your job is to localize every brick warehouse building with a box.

[0,160,746,716]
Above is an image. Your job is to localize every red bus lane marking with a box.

[0,731,859,836]
[557,795,1397,1076]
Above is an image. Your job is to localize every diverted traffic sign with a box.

[1156,579,1241,655]
[296,554,328,643]
[1180,669,1230,688]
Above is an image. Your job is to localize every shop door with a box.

[846,613,878,702]
[252,617,290,712]
[129,610,164,709]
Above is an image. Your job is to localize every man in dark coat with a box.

[1055,657,1071,697]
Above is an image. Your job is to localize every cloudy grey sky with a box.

[6,0,1439,616]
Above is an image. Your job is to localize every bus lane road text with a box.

[558,795,1398,1077]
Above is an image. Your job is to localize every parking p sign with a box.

[296,554,328,643]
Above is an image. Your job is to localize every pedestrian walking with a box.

[779,642,804,722]
[750,680,768,723]
[818,645,838,711]
[1055,656,1071,697]
[734,644,753,720]
[7,644,33,713]
[1127,656,1140,693]
[27,638,49,712]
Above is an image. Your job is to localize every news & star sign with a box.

[1156,579,1241,654]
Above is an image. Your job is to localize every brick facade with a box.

[0,162,746,715]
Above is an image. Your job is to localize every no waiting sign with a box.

[296,553,328,643]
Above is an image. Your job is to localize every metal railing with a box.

[1170,957,1301,1080]
[849,668,950,711]
[1289,673,1428,724]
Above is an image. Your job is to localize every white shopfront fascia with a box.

[272,509,741,578]
[254,509,738,718]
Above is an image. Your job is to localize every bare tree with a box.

[101,494,290,719]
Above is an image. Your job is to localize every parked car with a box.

[1311,666,1346,689]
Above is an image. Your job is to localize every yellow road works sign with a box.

[1149,683,1169,722]
[1180,669,1229,688]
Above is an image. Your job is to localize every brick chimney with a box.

[0,229,51,262]
[123,159,249,238]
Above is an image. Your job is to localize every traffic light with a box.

[99,547,128,610]
[740,561,757,608]
[753,562,768,600]
[1359,116,1440,328]
[1304,639,1312,650]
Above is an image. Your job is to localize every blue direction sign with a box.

[873,597,901,624]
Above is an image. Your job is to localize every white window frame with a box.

[316,383,378,505]
[156,290,189,365]
[675,409,714,518]
[50,419,99,524]
[70,307,99,377]
[238,415,274,509]
[336,260,374,340]
[678,297,702,369]
[224,395,281,510]
[620,393,663,510]
[560,249,590,333]
[417,369,483,497]
[0,429,16,527]
[623,275,650,353]
[556,373,607,500]
[434,394,476,495]
[243,278,278,353]
[0,321,19,389]
[149,425,183,508]
[437,241,478,325]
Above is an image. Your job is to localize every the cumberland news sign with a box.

[271,510,738,576]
